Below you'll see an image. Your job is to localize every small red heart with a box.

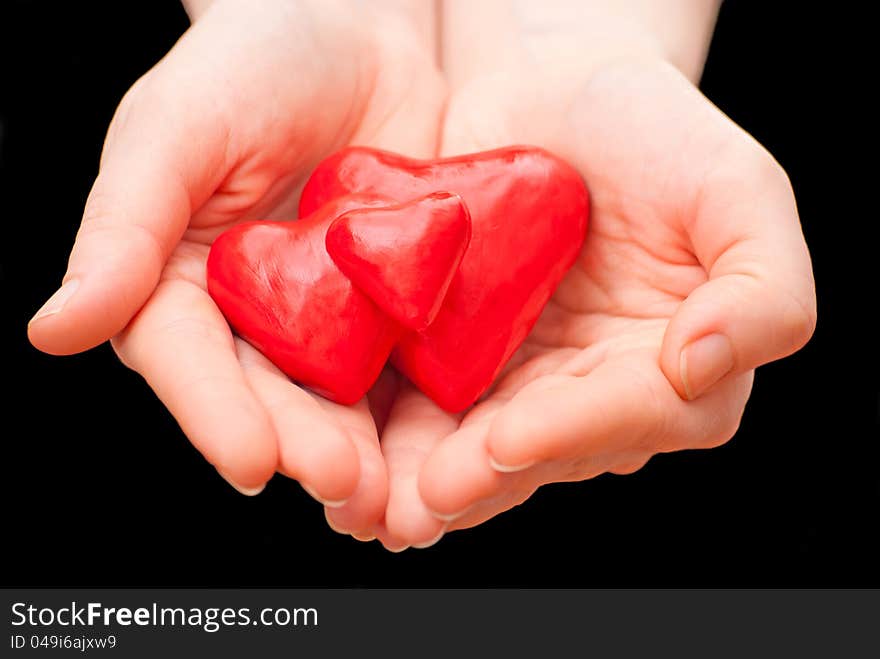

[301,146,589,411]
[326,191,471,331]
[207,193,472,405]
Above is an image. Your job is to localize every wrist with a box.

[443,0,720,88]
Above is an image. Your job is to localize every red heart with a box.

[326,191,471,331]
[301,146,589,411]
[207,193,471,405]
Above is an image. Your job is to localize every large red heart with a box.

[207,192,471,404]
[300,146,589,411]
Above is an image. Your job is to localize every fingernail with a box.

[303,484,348,508]
[30,279,80,324]
[489,456,535,473]
[680,333,735,400]
[429,507,467,522]
[413,528,446,550]
[217,470,265,496]
[352,533,375,542]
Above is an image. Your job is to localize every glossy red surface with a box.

[301,146,590,411]
[326,192,471,331]
[206,194,401,404]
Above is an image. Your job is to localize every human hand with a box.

[27,0,445,532]
[362,4,815,550]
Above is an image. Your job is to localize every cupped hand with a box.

[369,57,816,549]
[27,0,445,530]
[29,0,816,554]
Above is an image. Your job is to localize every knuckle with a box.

[712,141,817,355]
[77,181,168,270]
[705,416,742,449]
[781,289,818,351]
[747,166,817,351]
[559,456,602,481]
[609,454,651,476]
[701,397,747,449]
[109,310,153,373]
[110,334,136,371]
[753,274,817,357]
[104,73,156,150]
[109,283,231,375]
[748,143,792,193]
[707,131,793,200]
[74,211,167,280]
[80,183,119,228]
[660,373,753,452]
[159,313,232,350]
[622,367,674,451]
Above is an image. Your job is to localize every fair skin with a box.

[29,1,816,551]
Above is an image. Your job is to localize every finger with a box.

[606,452,654,476]
[380,386,460,547]
[237,344,390,534]
[29,0,362,355]
[27,49,232,355]
[372,522,414,553]
[445,486,538,533]
[315,391,389,535]
[417,376,592,521]
[235,340,361,505]
[549,62,816,401]
[418,413,514,521]
[485,353,753,471]
[112,280,277,490]
[660,144,816,399]
[325,510,388,547]
[429,451,652,534]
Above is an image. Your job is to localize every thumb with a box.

[28,30,230,355]
[660,145,817,400]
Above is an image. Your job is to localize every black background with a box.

[1,2,877,586]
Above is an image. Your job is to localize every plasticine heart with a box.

[301,146,589,412]
[207,193,471,405]
[326,191,471,331]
